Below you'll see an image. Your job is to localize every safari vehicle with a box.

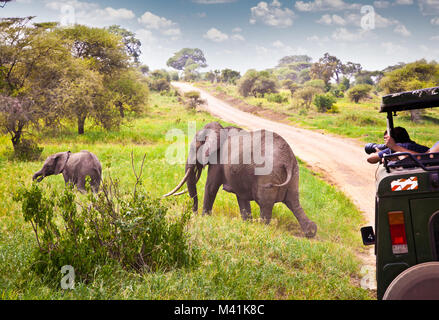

[361,86,439,300]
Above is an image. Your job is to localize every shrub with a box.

[346,84,372,103]
[292,86,324,109]
[303,79,326,91]
[149,78,171,92]
[281,79,301,95]
[266,92,289,104]
[13,139,43,161]
[184,91,205,109]
[13,172,199,285]
[238,70,278,97]
[313,93,337,113]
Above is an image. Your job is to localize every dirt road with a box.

[173,82,377,266]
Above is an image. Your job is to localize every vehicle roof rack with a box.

[384,152,439,173]
[381,87,439,113]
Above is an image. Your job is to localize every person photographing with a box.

[367,127,429,164]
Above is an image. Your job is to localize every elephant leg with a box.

[76,177,87,193]
[259,203,274,225]
[284,194,317,239]
[236,196,252,221]
[203,181,221,216]
[202,165,223,216]
[91,173,101,193]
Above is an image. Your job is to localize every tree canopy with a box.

[167,48,207,72]
[0,16,148,155]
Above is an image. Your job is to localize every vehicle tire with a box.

[383,262,439,300]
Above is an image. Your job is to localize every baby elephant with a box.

[33,151,102,193]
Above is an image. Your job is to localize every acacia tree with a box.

[220,69,240,84]
[0,17,72,149]
[107,70,149,117]
[106,25,142,64]
[380,60,439,122]
[58,25,130,134]
[311,53,362,86]
[167,48,207,79]
[0,95,37,150]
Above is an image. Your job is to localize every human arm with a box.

[367,153,381,164]
[385,136,419,154]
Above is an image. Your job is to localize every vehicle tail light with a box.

[388,211,408,254]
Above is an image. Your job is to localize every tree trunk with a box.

[11,123,24,152]
[77,115,86,135]
[118,102,125,118]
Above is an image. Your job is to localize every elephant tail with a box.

[263,162,293,188]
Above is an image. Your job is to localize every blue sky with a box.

[1,0,439,73]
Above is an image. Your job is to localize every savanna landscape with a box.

[1,0,439,304]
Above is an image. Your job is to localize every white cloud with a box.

[98,7,135,20]
[272,40,285,48]
[45,0,135,25]
[295,0,361,12]
[430,35,439,40]
[307,35,330,42]
[432,17,439,25]
[394,24,411,36]
[318,11,410,39]
[231,34,245,41]
[395,0,413,5]
[46,0,96,11]
[138,11,181,38]
[138,12,174,29]
[161,28,181,37]
[419,0,439,15]
[250,0,296,28]
[232,27,242,33]
[374,1,390,8]
[317,14,346,25]
[332,27,366,41]
[204,27,229,42]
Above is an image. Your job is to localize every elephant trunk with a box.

[32,170,45,183]
[186,162,203,213]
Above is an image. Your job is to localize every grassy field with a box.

[0,91,373,300]
[199,82,439,148]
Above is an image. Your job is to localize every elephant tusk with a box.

[173,189,188,196]
[162,169,191,198]
[195,166,202,184]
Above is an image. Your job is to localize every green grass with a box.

[198,82,439,149]
[0,92,373,300]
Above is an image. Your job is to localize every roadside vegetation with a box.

[193,56,439,148]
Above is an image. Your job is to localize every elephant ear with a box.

[54,152,71,175]
[199,129,223,164]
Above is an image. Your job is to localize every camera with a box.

[365,143,387,155]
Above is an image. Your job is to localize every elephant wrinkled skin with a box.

[164,122,317,238]
[33,151,102,193]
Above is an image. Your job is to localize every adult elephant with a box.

[164,122,317,238]
[33,151,102,193]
